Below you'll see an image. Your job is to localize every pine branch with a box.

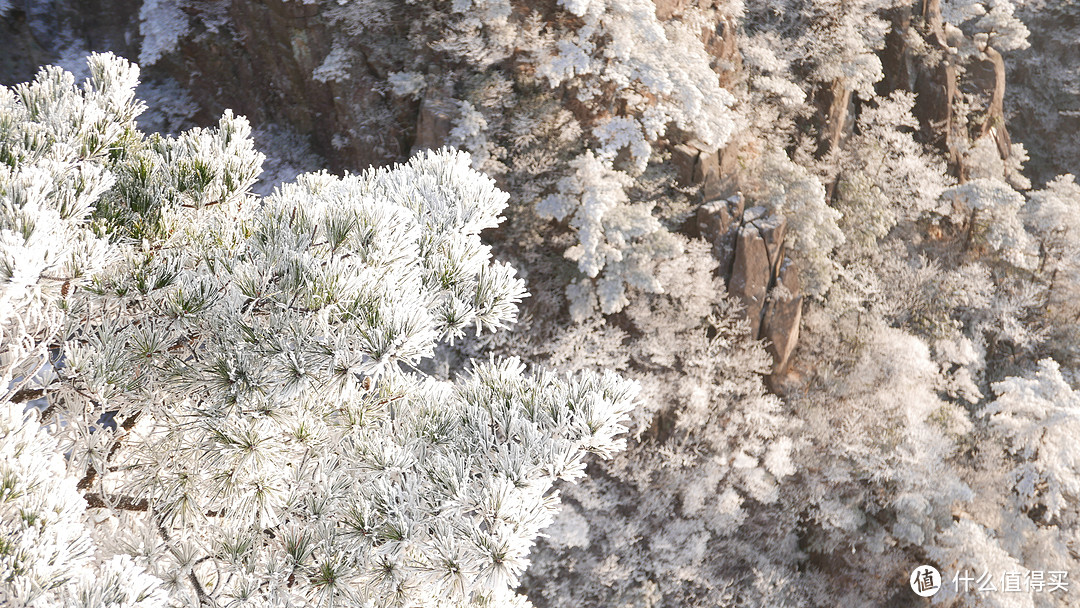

[77,411,140,490]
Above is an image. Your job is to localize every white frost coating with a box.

[927,519,1033,608]
[763,436,796,479]
[539,151,639,279]
[138,0,190,66]
[982,359,1080,520]
[539,152,679,319]
[0,400,169,607]
[741,40,806,105]
[942,0,1030,52]
[557,0,596,17]
[449,100,491,168]
[388,70,426,97]
[0,401,94,607]
[593,116,652,174]
[0,53,142,394]
[543,504,592,549]
[313,43,353,83]
[535,1,736,153]
[0,55,641,607]
[944,178,1038,269]
[516,0,737,316]
[366,0,737,318]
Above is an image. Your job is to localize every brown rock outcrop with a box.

[0,0,423,172]
[0,0,142,85]
[699,195,804,377]
[672,138,740,200]
[672,143,702,187]
[729,220,771,339]
[691,142,720,186]
[696,194,744,276]
[762,260,802,375]
[705,145,740,201]
[1007,2,1080,186]
[815,78,855,157]
[756,214,787,281]
[158,0,418,171]
[702,13,742,89]
[654,0,692,20]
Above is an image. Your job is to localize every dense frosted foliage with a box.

[0,55,637,608]
[5,0,1080,606]
[0,399,167,608]
[338,0,739,319]
[984,360,1080,521]
[537,151,680,319]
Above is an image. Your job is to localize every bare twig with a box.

[84,493,148,511]
[77,412,141,490]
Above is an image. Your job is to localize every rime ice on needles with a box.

[0,400,168,607]
[1,52,141,396]
[1,56,639,608]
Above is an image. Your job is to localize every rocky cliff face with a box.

[680,148,803,381]
[152,0,428,171]
[0,0,142,84]
[1007,2,1080,186]
[0,0,419,170]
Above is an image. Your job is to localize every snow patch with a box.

[250,123,325,196]
[139,0,190,66]
[313,44,352,83]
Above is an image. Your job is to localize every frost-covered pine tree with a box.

[0,54,638,608]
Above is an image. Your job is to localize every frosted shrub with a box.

[538,151,681,320]
[944,178,1037,270]
[834,91,951,250]
[534,0,736,168]
[1,55,638,608]
[1025,175,1080,312]
[983,359,1080,522]
[800,0,890,98]
[756,150,845,295]
[530,1,737,316]
[0,52,141,400]
[0,400,169,608]
[942,0,1030,52]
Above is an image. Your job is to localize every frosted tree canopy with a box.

[0,54,637,608]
